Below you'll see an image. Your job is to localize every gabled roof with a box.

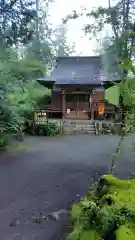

[38,56,120,87]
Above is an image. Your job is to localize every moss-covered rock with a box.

[68,224,83,240]
[115,225,135,240]
[80,230,101,240]
[68,175,135,240]
[71,204,83,220]
[99,175,135,214]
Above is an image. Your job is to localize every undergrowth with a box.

[33,123,60,136]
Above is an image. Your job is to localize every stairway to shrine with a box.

[63,119,96,135]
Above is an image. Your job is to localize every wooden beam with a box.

[61,91,89,94]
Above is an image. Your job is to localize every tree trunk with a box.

[119,68,128,122]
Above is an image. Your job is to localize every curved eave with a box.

[37,79,55,89]
[103,79,121,89]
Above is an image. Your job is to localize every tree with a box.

[63,1,135,75]
[84,1,135,76]
[0,0,36,45]
[63,0,135,119]
[0,38,46,149]
[24,0,54,65]
[0,1,54,149]
[53,24,75,57]
[97,36,123,78]
[25,39,53,65]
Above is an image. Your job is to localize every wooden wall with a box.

[51,91,62,110]
[91,90,104,102]
[66,101,89,111]
[51,89,105,110]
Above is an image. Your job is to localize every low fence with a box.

[95,121,124,135]
[32,110,95,135]
[32,110,63,134]
[32,110,124,136]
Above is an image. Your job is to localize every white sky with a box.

[48,0,110,55]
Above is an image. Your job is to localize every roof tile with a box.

[41,56,120,85]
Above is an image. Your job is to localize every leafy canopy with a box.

[0,0,36,45]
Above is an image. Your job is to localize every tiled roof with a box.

[39,56,120,85]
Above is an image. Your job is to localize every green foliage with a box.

[34,123,60,137]
[105,85,120,106]
[85,7,110,36]
[0,0,36,45]
[83,0,135,83]
[71,204,83,220]
[4,59,45,83]
[0,0,73,151]
[68,174,135,240]
[0,40,47,150]
[0,134,10,151]
[8,82,48,115]
[45,123,60,136]
[25,40,53,65]
[68,224,83,240]
[84,1,135,126]
[53,24,75,57]
[115,225,135,240]
[80,230,101,240]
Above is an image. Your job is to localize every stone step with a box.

[63,124,95,128]
[63,120,94,124]
[64,129,95,133]
[63,128,96,135]
[63,127,95,131]
[64,128,95,132]
[62,119,96,135]
[63,123,95,127]
[64,131,95,135]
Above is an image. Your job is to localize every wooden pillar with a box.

[62,89,66,120]
[89,93,92,120]
[91,92,95,120]
[61,90,66,133]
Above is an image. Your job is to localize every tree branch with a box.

[9,0,18,9]
[108,0,119,40]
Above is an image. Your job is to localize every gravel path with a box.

[0,135,135,240]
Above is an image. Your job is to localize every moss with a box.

[100,174,131,188]
[115,225,135,240]
[68,224,83,240]
[68,174,135,240]
[99,175,135,214]
[71,204,83,220]
[81,196,92,208]
[80,230,101,240]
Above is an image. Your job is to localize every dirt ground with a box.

[0,135,135,240]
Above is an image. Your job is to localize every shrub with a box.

[0,134,10,151]
[34,122,60,136]
[45,122,60,136]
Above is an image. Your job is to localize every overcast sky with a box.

[48,0,109,55]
